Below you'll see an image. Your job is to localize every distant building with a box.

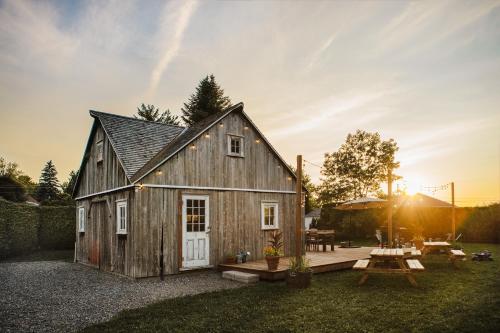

[305,208,321,230]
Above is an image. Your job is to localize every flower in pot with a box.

[264,230,283,271]
[225,252,237,264]
[287,256,312,289]
[413,235,425,250]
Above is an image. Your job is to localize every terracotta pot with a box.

[265,256,280,271]
[225,256,237,264]
[287,270,313,289]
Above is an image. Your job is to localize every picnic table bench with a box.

[353,248,424,287]
[422,242,467,268]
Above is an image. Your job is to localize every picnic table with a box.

[421,241,451,256]
[421,241,467,267]
[353,248,424,287]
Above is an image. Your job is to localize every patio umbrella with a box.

[335,197,388,247]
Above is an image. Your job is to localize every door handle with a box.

[206,226,211,234]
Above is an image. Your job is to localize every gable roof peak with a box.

[89,110,185,129]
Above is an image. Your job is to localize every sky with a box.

[0,0,499,206]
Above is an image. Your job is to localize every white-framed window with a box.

[78,207,85,232]
[96,140,104,163]
[227,135,244,157]
[261,202,279,230]
[116,200,127,234]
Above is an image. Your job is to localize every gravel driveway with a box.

[0,261,243,332]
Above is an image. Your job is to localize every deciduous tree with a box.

[318,130,399,204]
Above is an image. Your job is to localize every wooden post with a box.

[387,170,393,248]
[451,182,456,241]
[295,155,303,261]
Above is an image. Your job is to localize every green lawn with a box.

[1,250,74,262]
[84,243,500,333]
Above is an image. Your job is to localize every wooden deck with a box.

[218,246,376,281]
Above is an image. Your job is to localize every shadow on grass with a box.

[82,243,500,333]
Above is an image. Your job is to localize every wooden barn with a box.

[73,103,301,278]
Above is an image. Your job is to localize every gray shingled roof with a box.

[89,111,185,179]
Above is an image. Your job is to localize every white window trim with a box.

[227,135,244,157]
[96,140,104,163]
[116,200,127,235]
[261,201,279,230]
[78,207,85,232]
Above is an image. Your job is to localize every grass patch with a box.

[1,249,73,262]
[83,243,500,333]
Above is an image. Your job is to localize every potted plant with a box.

[413,235,425,250]
[264,230,283,271]
[287,256,312,289]
[224,252,237,264]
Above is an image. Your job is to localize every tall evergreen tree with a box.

[181,74,231,125]
[61,170,77,195]
[36,160,61,203]
[135,104,181,125]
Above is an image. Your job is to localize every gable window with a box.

[78,207,85,232]
[116,200,127,234]
[261,202,279,230]
[96,141,104,163]
[227,135,244,157]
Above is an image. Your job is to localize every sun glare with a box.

[397,176,426,196]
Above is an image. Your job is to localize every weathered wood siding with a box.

[131,188,298,277]
[140,112,296,191]
[75,122,129,197]
[75,190,135,276]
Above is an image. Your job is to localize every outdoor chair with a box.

[306,230,320,251]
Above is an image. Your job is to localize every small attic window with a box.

[227,134,244,157]
[96,141,103,163]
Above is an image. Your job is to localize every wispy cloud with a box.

[267,88,395,138]
[0,0,77,71]
[374,1,500,57]
[147,1,198,98]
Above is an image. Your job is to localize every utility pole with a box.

[451,181,456,241]
[387,169,393,248]
[295,155,303,261]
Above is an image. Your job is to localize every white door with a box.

[182,195,210,268]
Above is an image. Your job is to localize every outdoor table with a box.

[355,248,423,286]
[421,241,451,256]
[316,230,335,252]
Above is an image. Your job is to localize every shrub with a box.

[0,198,75,259]
[0,199,38,258]
[39,205,76,250]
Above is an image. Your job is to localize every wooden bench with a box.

[406,259,425,271]
[450,249,466,257]
[353,259,370,270]
[449,249,466,268]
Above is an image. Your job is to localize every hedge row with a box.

[0,198,75,259]
[319,203,499,243]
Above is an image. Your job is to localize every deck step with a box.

[222,270,259,284]
[353,259,370,270]
[406,259,425,271]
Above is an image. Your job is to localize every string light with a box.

[255,139,260,143]
[156,170,162,176]
[190,144,196,150]
[204,133,210,138]
[219,123,224,127]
